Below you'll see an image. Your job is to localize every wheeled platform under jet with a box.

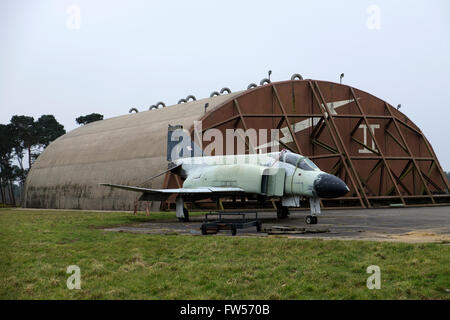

[101,125,349,224]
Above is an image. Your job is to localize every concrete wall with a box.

[24,93,241,211]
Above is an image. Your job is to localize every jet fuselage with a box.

[173,150,349,200]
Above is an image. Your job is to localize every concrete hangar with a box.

[24,76,450,212]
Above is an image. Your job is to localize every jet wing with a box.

[99,183,244,201]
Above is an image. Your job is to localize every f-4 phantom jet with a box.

[101,126,349,224]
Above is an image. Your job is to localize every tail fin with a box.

[167,124,203,161]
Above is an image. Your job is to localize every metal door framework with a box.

[162,79,449,209]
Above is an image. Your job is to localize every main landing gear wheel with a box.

[256,221,262,232]
[276,205,290,219]
[178,208,190,222]
[305,215,318,225]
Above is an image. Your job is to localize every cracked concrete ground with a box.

[103,206,450,243]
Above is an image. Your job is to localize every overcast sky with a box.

[1,0,449,169]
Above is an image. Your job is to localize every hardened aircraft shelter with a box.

[24,77,450,211]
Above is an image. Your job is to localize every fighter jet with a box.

[101,126,349,224]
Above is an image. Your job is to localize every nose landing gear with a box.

[306,196,320,224]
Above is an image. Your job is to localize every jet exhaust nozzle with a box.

[314,173,349,198]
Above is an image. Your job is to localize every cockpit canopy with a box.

[279,151,319,171]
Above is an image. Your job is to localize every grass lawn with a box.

[0,208,449,299]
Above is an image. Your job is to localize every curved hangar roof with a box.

[24,79,449,211]
[24,92,242,210]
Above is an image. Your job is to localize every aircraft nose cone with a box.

[314,173,349,198]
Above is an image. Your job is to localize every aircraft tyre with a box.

[277,205,290,219]
[256,221,262,232]
[306,215,318,225]
[178,208,190,222]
